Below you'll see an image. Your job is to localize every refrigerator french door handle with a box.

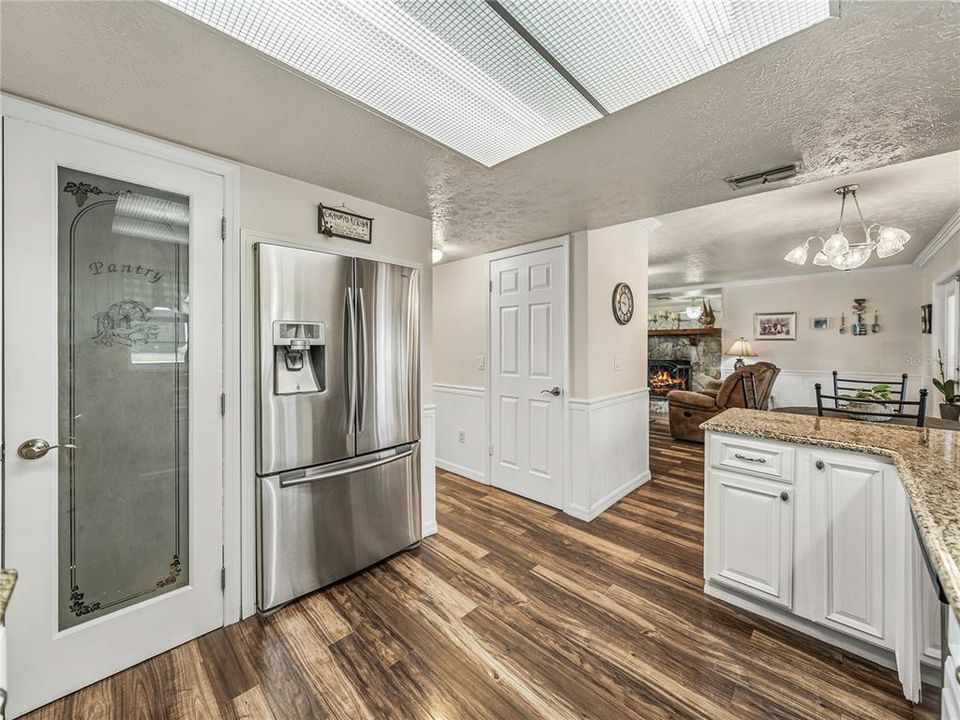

[357,288,369,432]
[279,445,414,487]
[344,286,357,433]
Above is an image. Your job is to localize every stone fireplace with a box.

[647,329,722,415]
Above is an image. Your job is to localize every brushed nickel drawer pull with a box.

[734,452,767,464]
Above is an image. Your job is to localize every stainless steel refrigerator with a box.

[255,243,421,612]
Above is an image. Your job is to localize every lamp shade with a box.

[725,337,758,358]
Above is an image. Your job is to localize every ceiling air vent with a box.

[725,161,802,191]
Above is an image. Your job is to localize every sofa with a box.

[666,362,780,443]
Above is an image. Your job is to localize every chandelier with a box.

[783,184,910,271]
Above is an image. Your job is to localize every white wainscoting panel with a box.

[421,404,437,537]
[566,389,651,521]
[433,384,487,483]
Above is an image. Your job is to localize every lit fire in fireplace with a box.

[649,368,686,396]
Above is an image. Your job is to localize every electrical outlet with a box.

[477,354,485,370]
[614,354,624,372]
[458,430,466,443]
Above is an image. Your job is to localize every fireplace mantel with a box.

[648,328,722,337]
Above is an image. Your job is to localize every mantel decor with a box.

[318,203,373,243]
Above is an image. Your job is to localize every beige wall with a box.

[582,221,649,398]
[431,254,487,388]
[239,165,434,399]
[432,221,649,399]
[721,266,923,375]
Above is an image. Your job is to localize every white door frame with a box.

[1,94,243,625]
[930,258,960,396]
[484,235,570,508]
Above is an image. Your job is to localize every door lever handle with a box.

[540,386,561,397]
[17,438,77,460]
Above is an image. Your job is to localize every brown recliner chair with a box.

[666,362,780,443]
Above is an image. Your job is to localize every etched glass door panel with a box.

[58,167,190,629]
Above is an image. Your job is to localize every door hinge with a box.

[220,392,226,416]
[489,280,493,292]
[220,566,226,590]
[488,444,494,456]
[220,216,226,241]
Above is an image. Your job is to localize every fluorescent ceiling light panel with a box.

[161,0,600,165]
[160,0,831,166]
[500,0,832,113]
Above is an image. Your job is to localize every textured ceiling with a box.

[2,1,958,262]
[648,150,960,291]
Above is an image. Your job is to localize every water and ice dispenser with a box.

[272,320,325,395]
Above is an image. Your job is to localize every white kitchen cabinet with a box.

[806,450,889,646]
[705,431,939,703]
[705,469,793,609]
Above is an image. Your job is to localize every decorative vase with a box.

[941,403,960,421]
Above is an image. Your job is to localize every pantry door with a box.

[3,117,224,717]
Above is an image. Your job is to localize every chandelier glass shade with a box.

[783,185,910,271]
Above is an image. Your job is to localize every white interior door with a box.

[3,117,224,717]
[489,245,565,508]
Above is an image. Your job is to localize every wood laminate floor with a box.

[26,421,940,719]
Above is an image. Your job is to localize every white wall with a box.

[720,265,926,407]
[582,221,649,398]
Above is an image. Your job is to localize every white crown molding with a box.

[651,262,916,297]
[913,209,960,269]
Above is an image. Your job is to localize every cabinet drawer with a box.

[710,434,795,483]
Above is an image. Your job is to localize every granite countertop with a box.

[0,569,16,624]
[702,408,960,612]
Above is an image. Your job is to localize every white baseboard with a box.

[566,470,651,522]
[421,519,438,537]
[436,458,487,484]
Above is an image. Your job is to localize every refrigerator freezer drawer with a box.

[257,443,421,612]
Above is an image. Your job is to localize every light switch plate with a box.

[458,430,466,443]
[477,354,485,370]
[614,354,624,372]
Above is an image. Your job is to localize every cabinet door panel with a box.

[706,470,793,608]
[810,453,887,644]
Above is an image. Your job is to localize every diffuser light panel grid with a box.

[499,0,833,113]
[160,0,601,166]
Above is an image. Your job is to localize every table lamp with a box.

[725,337,757,370]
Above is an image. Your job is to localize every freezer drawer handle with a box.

[280,447,414,488]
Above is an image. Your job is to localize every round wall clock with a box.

[612,282,634,325]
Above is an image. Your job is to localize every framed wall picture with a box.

[921,303,932,334]
[754,312,797,341]
[318,204,373,243]
[811,317,830,330]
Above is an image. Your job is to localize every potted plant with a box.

[841,384,893,422]
[933,350,960,421]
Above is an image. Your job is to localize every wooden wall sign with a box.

[318,204,373,244]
